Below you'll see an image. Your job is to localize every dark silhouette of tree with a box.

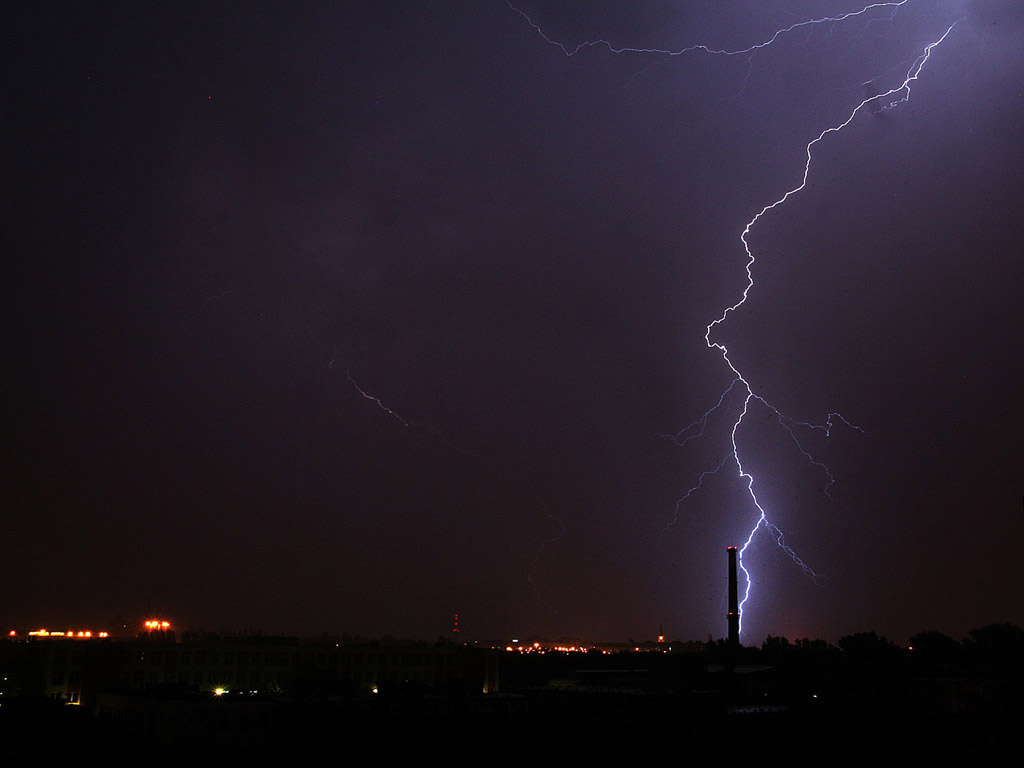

[761,634,792,660]
[965,623,1024,674]
[908,630,962,676]
[838,631,900,663]
[837,631,906,700]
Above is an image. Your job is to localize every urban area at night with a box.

[4,0,1021,759]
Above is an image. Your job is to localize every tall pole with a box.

[727,546,739,647]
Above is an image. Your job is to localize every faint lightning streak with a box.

[346,370,416,428]
[758,398,865,499]
[507,1,908,59]
[346,369,479,454]
[659,457,729,545]
[656,377,742,448]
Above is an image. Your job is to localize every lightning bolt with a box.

[507,1,908,58]
[720,19,958,632]
[510,2,962,637]
[346,370,433,431]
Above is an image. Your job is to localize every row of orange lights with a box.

[503,642,674,654]
[504,642,609,654]
[8,619,170,638]
[13,629,110,638]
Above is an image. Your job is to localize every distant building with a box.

[3,622,498,708]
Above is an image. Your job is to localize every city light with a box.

[25,628,108,639]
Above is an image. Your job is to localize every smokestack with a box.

[727,546,739,647]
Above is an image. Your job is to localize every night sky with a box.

[5,1,1022,644]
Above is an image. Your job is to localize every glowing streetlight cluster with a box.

[504,641,599,654]
[21,629,109,638]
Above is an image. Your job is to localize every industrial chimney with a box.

[727,546,739,647]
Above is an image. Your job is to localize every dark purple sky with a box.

[5,1,1022,643]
